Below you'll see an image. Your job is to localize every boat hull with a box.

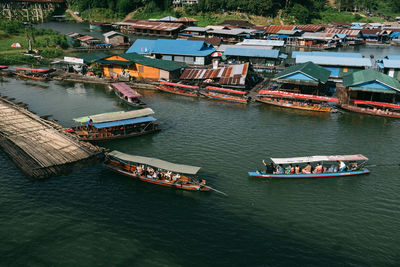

[114,91,146,107]
[77,128,161,142]
[341,104,400,118]
[257,98,335,112]
[200,92,248,104]
[16,72,48,81]
[248,169,370,178]
[106,164,210,191]
[157,85,198,97]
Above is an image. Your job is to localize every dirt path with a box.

[123,10,138,21]
[66,9,84,23]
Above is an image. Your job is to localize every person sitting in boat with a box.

[349,162,358,171]
[302,163,312,174]
[152,171,158,179]
[172,173,181,182]
[338,161,347,172]
[285,164,294,174]
[295,165,300,174]
[137,166,143,175]
[313,162,323,174]
[263,160,275,174]
[274,164,284,174]
[165,171,172,180]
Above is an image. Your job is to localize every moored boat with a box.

[157,81,199,97]
[110,82,146,107]
[15,67,54,81]
[69,108,160,141]
[200,86,248,104]
[257,90,338,112]
[105,150,212,191]
[249,154,370,179]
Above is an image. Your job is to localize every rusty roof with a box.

[77,35,98,42]
[323,28,362,37]
[128,20,183,31]
[176,17,198,22]
[295,24,325,32]
[262,25,297,34]
[180,63,249,86]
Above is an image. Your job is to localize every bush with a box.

[40,48,63,58]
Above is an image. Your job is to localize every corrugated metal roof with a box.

[382,59,400,68]
[94,116,156,129]
[299,32,339,40]
[103,31,126,38]
[386,55,400,60]
[126,39,156,54]
[296,55,372,67]
[323,28,361,37]
[180,63,249,86]
[292,51,363,59]
[236,39,284,47]
[217,44,273,52]
[127,20,183,31]
[120,53,186,71]
[183,26,210,32]
[78,52,110,64]
[224,47,280,58]
[176,17,198,22]
[295,24,324,32]
[210,29,256,35]
[276,30,299,35]
[275,61,330,83]
[263,25,297,34]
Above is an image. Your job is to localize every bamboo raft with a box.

[0,96,104,179]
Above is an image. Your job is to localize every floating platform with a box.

[0,96,104,179]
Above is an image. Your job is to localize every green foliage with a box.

[40,48,63,58]
[0,54,39,65]
[289,4,310,24]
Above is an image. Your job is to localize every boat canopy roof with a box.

[271,154,368,165]
[206,86,247,95]
[16,67,51,72]
[160,81,199,89]
[109,150,201,175]
[73,108,154,124]
[93,116,155,129]
[258,90,338,102]
[111,82,141,98]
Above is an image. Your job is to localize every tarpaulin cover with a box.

[206,86,247,95]
[111,82,141,98]
[16,67,50,72]
[160,81,199,89]
[258,90,338,102]
[271,154,368,165]
[109,150,201,174]
[354,100,400,109]
[73,108,154,124]
[93,116,156,129]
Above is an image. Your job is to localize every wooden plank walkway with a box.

[0,96,104,179]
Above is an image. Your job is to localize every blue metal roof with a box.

[224,47,280,58]
[390,32,400,38]
[351,25,363,29]
[296,55,372,67]
[126,39,156,54]
[382,59,400,68]
[126,39,215,56]
[386,55,400,60]
[93,116,156,129]
[292,51,363,59]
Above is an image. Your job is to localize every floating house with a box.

[294,32,343,48]
[181,26,211,38]
[293,52,372,82]
[361,29,390,44]
[126,39,215,65]
[207,28,258,43]
[103,31,129,46]
[257,61,337,112]
[295,24,325,33]
[218,20,255,29]
[235,39,285,48]
[338,69,400,118]
[96,53,186,81]
[323,28,363,45]
[376,55,400,80]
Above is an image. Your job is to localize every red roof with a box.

[111,82,141,98]
[0,66,8,70]
[361,29,384,35]
[258,90,338,103]
[295,24,325,32]
[263,25,297,34]
[323,28,361,37]
[206,86,247,95]
[128,20,183,31]
[16,67,50,72]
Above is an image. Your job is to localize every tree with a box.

[290,3,310,24]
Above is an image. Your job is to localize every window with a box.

[138,65,144,73]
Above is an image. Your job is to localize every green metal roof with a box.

[275,61,330,83]
[119,53,186,72]
[78,52,110,64]
[343,69,400,92]
[96,59,133,66]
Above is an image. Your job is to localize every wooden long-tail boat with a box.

[69,108,160,141]
[110,82,146,107]
[257,90,338,112]
[105,150,212,191]
[249,154,370,179]
[15,67,55,81]
[200,86,248,104]
[341,101,400,118]
[157,81,199,97]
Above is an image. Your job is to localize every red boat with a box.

[200,86,248,104]
[157,81,199,97]
[105,150,212,191]
[257,90,338,112]
[15,67,54,81]
[341,100,400,118]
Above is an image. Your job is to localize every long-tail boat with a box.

[15,67,54,81]
[157,81,199,97]
[110,82,146,107]
[257,90,338,112]
[105,150,212,191]
[0,66,12,76]
[200,86,249,104]
[69,108,160,141]
[248,154,370,179]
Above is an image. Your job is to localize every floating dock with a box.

[0,96,104,179]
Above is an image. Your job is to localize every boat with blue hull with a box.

[249,154,370,179]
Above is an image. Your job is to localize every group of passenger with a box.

[263,160,358,175]
[135,165,182,182]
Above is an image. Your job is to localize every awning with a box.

[73,108,154,124]
[111,82,141,98]
[206,86,247,95]
[258,90,338,103]
[271,154,368,165]
[108,150,201,174]
[93,116,156,129]
[354,100,400,109]
[16,67,50,72]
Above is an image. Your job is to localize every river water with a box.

[0,23,399,266]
